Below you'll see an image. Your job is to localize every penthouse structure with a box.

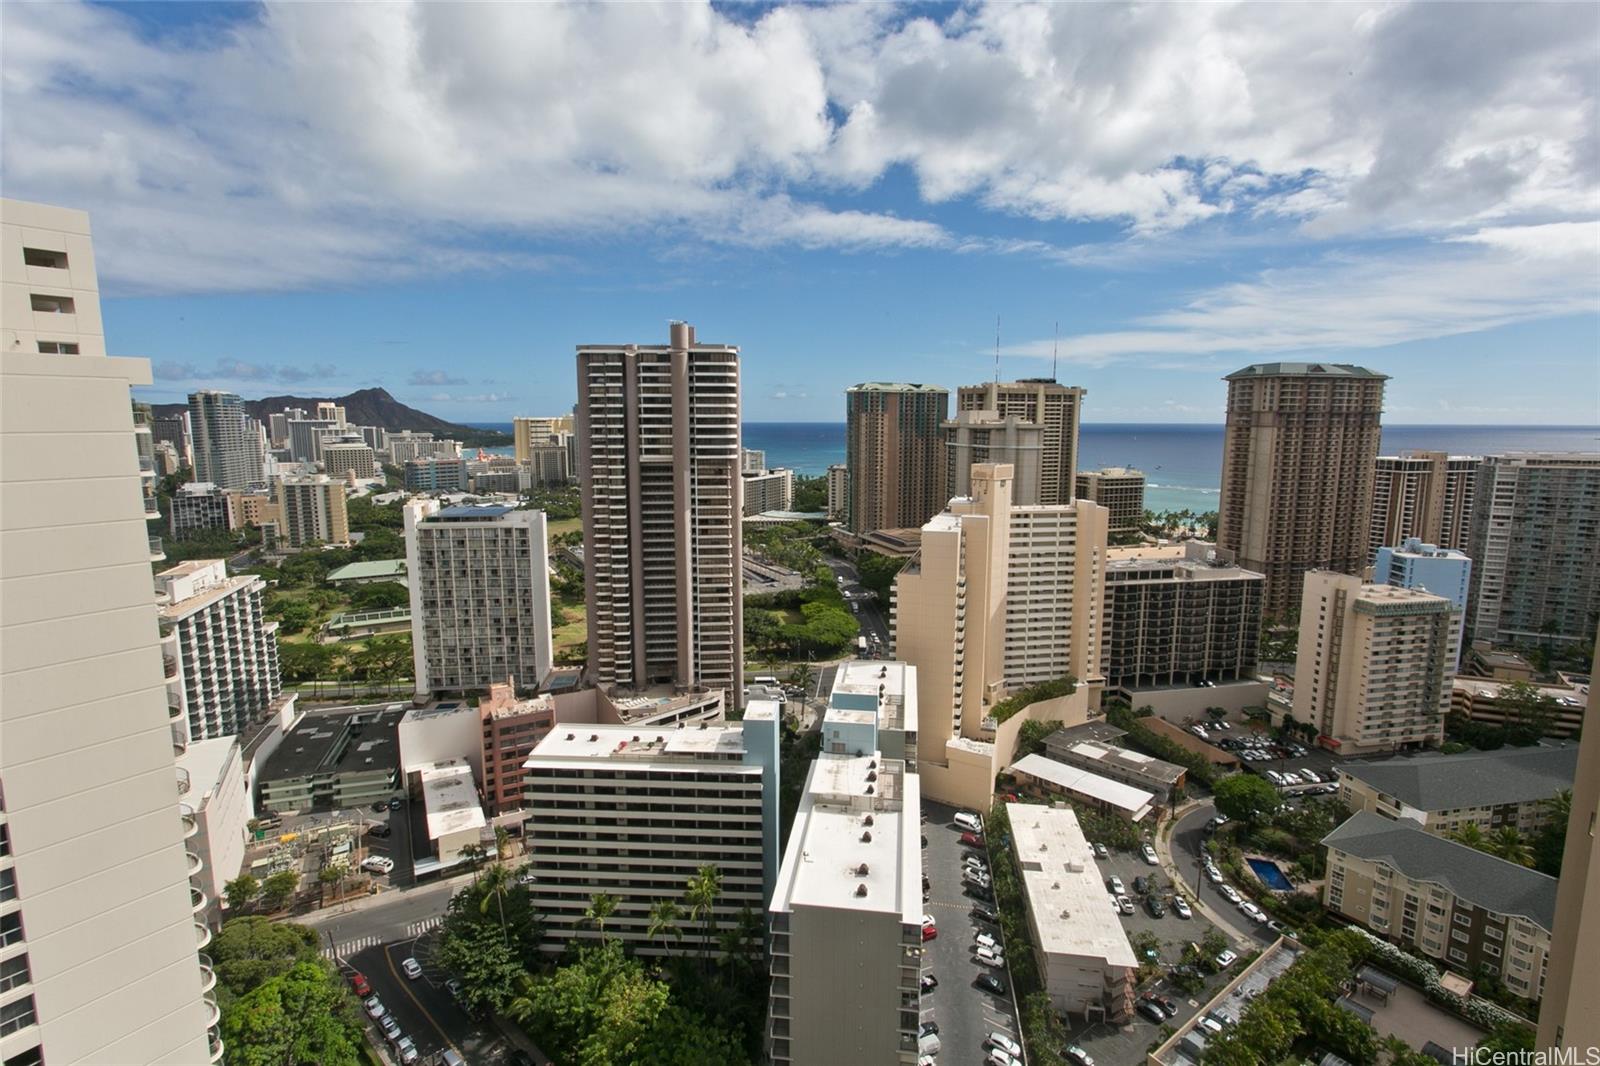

[1467,453,1600,646]
[956,379,1084,505]
[404,502,553,699]
[1075,468,1146,535]
[845,382,949,534]
[521,713,779,956]
[943,409,1044,505]
[1373,538,1472,670]
[1293,571,1456,755]
[1335,745,1579,838]
[821,659,920,768]
[768,750,922,1066]
[1006,804,1137,1021]
[1,197,217,1063]
[893,463,1108,807]
[1218,362,1388,618]
[1323,812,1555,1003]
[1369,452,1478,560]
[277,474,349,548]
[157,560,282,741]
[576,322,743,697]
[1102,542,1263,690]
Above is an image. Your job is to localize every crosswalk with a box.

[319,917,445,959]
[406,917,443,938]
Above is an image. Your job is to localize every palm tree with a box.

[1448,823,1489,851]
[493,824,511,862]
[1489,827,1534,867]
[646,898,683,957]
[459,843,489,880]
[684,864,723,972]
[479,862,513,947]
[585,891,618,944]
[1381,1034,1412,1065]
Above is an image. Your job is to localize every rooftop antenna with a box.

[1052,321,1059,382]
[994,315,1001,384]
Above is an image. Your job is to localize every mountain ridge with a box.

[150,387,511,446]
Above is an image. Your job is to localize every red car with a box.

[348,972,371,997]
[960,831,985,848]
[922,924,938,941]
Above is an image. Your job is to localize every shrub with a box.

[991,675,1077,724]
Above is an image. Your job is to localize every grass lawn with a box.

[553,602,587,664]
[547,516,582,540]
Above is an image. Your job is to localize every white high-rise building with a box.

[1,197,217,1063]
[1373,538,1473,671]
[156,560,282,741]
[189,390,258,490]
[404,501,554,698]
[742,467,794,516]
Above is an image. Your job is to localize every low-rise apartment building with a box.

[1335,746,1579,838]
[1006,803,1137,1021]
[768,751,922,1066]
[175,738,252,920]
[1076,467,1146,534]
[1323,812,1556,1002]
[1450,677,1588,738]
[157,560,282,742]
[521,712,780,957]
[256,707,404,814]
[1042,730,1187,803]
[404,457,469,492]
[1008,754,1157,822]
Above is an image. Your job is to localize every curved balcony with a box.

[208,1031,224,1064]
[197,953,217,995]
[168,698,182,719]
[191,885,207,914]
[172,723,188,757]
[176,766,192,796]
[195,921,212,950]
[201,991,221,1029]
[164,655,180,681]
[185,850,204,879]
[149,535,166,562]
[180,802,199,840]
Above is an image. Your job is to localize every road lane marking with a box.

[384,942,463,1059]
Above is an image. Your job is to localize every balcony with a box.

[176,766,192,795]
[197,953,217,994]
[201,991,221,1028]
[195,921,212,950]
[150,535,166,562]
[191,885,207,914]
[180,803,199,840]
[186,850,204,879]
[144,495,162,518]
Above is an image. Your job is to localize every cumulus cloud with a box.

[0,1,1594,293]
[147,358,342,385]
[408,369,469,387]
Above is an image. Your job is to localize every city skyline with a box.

[2,2,1595,425]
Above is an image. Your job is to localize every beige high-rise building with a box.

[742,468,794,516]
[893,463,1107,807]
[1368,452,1478,561]
[314,401,347,427]
[1537,624,1600,1053]
[826,463,848,519]
[1075,467,1146,535]
[321,440,377,479]
[1218,362,1387,619]
[943,409,1044,504]
[276,474,350,547]
[845,382,949,534]
[1292,571,1456,755]
[955,379,1084,505]
[513,414,574,464]
[575,322,743,697]
[1,198,217,1063]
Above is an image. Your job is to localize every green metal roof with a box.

[326,559,407,582]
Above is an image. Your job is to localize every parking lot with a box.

[1185,720,1344,797]
[920,801,1022,1064]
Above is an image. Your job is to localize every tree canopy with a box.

[1213,773,1282,824]
[219,960,365,1066]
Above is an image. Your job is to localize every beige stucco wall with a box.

[1115,680,1266,724]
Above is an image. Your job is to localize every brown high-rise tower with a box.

[1217,362,1387,619]
[575,322,742,697]
[845,382,948,534]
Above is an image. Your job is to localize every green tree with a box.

[585,891,619,944]
[272,600,317,635]
[1488,826,1534,867]
[278,642,336,685]
[1213,773,1281,823]
[225,874,260,914]
[854,551,907,610]
[1534,789,1572,875]
[219,961,365,1066]
[260,870,300,913]
[1016,719,1065,758]
[1478,1022,1536,1055]
[1497,680,1558,738]
[210,916,321,998]
[348,580,409,611]
[684,864,723,970]
[647,898,684,957]
[317,862,347,904]
[1449,822,1490,850]
[434,912,526,1015]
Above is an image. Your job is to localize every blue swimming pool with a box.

[1248,857,1293,891]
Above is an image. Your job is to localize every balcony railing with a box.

[164,655,179,679]
[180,803,198,840]
[149,535,166,562]
[195,921,212,950]
[197,953,217,995]
[176,766,192,795]
[191,885,207,914]
[186,851,204,878]
[208,1029,225,1063]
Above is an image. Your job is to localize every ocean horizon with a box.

[465,421,1600,514]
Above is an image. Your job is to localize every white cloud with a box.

[0,1,1595,293]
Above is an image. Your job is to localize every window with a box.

[3,1045,44,1066]
[1453,912,1472,927]
[0,996,35,1037]
[36,341,79,355]
[0,955,28,994]
[0,824,8,856]
[28,295,74,314]
[22,248,67,269]
[0,868,13,902]
[1448,947,1468,963]
[1483,943,1502,958]
[0,913,21,948]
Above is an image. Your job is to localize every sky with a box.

[3,1,1598,424]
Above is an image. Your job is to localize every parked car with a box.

[1211,813,1229,828]
[371,801,388,813]
[987,1050,1021,1066]
[922,924,938,942]
[1198,1015,1225,1035]
[1219,884,1242,904]
[348,972,371,997]
[363,995,386,1019]
[1206,1008,1235,1027]
[963,868,992,888]
[975,931,999,951]
[1093,842,1109,859]
[388,798,402,811]
[966,883,994,902]
[1136,999,1167,1023]
[1141,843,1159,865]
[1240,901,1268,923]
[976,973,1007,996]
[1116,894,1135,915]
[975,946,1006,968]
[378,1015,400,1040]
[988,1032,1023,1058]
[964,854,988,872]
[1172,897,1192,919]
[1214,949,1239,969]
[954,811,983,833]
[972,905,999,924]
[1144,895,1165,918]
[1107,876,1125,895]
[919,1032,941,1056]
[919,1021,939,1037]
[1065,1045,1096,1066]
[1132,875,1150,895]
[920,974,938,993]
[1204,863,1224,884]
[445,978,464,1002]
[960,831,985,848]
[361,856,395,875]
[401,957,422,980]
[395,1036,420,1064]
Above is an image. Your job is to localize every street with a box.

[821,554,891,648]
[1164,802,1277,949]
[305,872,472,958]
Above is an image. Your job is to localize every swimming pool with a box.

[1247,857,1293,891]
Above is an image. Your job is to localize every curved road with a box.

[1161,802,1276,950]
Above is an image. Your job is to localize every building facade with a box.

[1293,572,1456,755]
[1373,538,1473,670]
[1323,812,1554,1003]
[404,502,554,699]
[322,440,377,480]
[1,197,217,1064]
[285,418,338,464]
[157,560,282,742]
[189,390,259,490]
[1218,363,1388,619]
[742,467,794,516]
[955,379,1084,506]
[1369,452,1478,561]
[169,481,235,538]
[1449,678,1587,738]
[845,382,949,534]
[768,750,922,1065]
[1102,542,1262,689]
[943,409,1044,505]
[521,714,779,957]
[576,322,743,697]
[1334,745,1578,838]
[1075,468,1146,535]
[1467,453,1600,647]
[513,415,574,463]
[403,457,469,492]
[173,738,252,921]
[277,474,350,547]
[826,463,848,519]
[478,682,556,816]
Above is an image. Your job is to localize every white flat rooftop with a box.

[1006,803,1138,967]
[770,753,920,923]
[1011,754,1156,819]
[419,759,486,840]
[526,722,748,762]
[175,737,239,807]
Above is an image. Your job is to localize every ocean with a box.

[465,422,1600,515]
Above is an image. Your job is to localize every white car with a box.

[923,913,936,928]
[988,1032,1023,1058]
[964,868,992,887]
[361,856,395,875]
[1299,769,1321,784]
[1197,1016,1224,1035]
[401,957,422,980]
[1265,770,1284,785]
[1107,876,1125,895]
[1205,863,1224,884]
[988,1050,1022,1066]
[1172,897,1193,919]
[1214,949,1239,969]
[1219,884,1242,904]
[1093,842,1109,859]
[1116,894,1135,915]
[919,1032,942,1056]
[964,854,988,872]
[363,995,385,1019]
[1240,901,1268,922]
[395,1037,420,1065]
[954,811,983,833]
[1282,772,1303,786]
[1141,843,1159,866]
[975,931,999,950]
[975,946,1006,968]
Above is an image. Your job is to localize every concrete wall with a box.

[1114,680,1267,725]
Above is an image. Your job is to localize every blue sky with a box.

[4,2,1597,424]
